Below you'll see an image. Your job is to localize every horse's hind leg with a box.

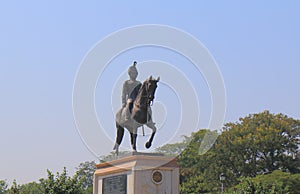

[130,132,137,151]
[113,123,124,155]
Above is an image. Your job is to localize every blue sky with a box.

[0,1,299,184]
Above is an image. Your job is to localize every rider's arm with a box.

[130,83,142,101]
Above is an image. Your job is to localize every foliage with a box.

[178,130,220,193]
[99,151,131,162]
[75,161,96,194]
[8,180,20,194]
[215,111,300,187]
[155,135,191,156]
[0,180,8,194]
[168,111,300,193]
[84,186,93,194]
[229,170,300,194]
[76,161,96,191]
[220,111,300,176]
[2,161,95,194]
[19,182,42,194]
[39,167,85,194]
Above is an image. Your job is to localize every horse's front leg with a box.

[145,122,156,149]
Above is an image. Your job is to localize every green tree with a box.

[99,151,131,162]
[178,130,220,193]
[76,161,96,193]
[1,161,96,194]
[196,111,300,191]
[156,135,191,156]
[0,180,8,194]
[19,182,42,194]
[8,180,20,194]
[39,167,85,194]
[163,111,300,193]
[229,170,300,194]
[84,186,93,194]
[216,111,300,179]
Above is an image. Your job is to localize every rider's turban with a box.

[128,61,138,75]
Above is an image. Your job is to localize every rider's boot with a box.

[125,99,133,121]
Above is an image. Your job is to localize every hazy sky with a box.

[1,1,299,184]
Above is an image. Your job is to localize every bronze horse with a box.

[114,76,159,155]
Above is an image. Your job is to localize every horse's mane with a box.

[134,79,147,105]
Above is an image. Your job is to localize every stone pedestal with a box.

[93,152,179,194]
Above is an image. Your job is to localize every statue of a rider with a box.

[122,61,142,122]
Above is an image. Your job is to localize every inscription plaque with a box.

[102,174,127,194]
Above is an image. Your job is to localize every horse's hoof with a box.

[145,142,151,149]
[113,143,119,155]
[114,149,119,156]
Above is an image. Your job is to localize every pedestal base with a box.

[93,152,179,194]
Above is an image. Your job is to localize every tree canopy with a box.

[0,180,8,194]
[3,161,96,194]
[158,111,300,193]
[230,170,300,193]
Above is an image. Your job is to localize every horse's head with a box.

[145,76,160,105]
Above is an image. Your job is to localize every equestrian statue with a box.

[113,61,159,155]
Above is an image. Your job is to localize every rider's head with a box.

[128,61,138,80]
